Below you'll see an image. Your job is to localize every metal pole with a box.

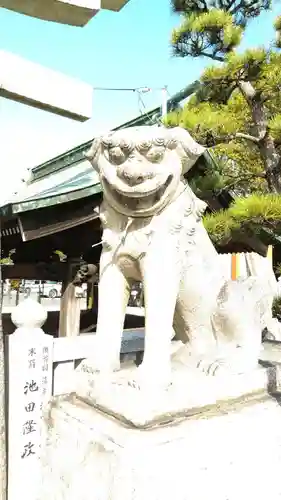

[161,86,168,118]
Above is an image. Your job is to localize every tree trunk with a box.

[259,133,281,193]
[0,226,7,500]
[239,81,281,192]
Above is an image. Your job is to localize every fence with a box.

[6,297,145,500]
[6,296,281,500]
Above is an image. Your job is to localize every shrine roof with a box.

[1,160,101,216]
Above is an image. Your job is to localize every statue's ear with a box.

[170,127,205,174]
[84,138,101,172]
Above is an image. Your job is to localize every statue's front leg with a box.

[130,243,181,390]
[93,250,130,375]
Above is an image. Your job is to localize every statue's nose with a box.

[117,166,151,186]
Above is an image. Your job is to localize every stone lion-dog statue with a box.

[85,125,270,389]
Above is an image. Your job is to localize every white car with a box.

[43,282,62,299]
[43,282,87,299]
[20,280,60,298]
[21,280,87,299]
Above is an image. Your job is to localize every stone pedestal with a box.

[41,366,281,500]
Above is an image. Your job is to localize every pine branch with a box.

[199,52,224,61]
[201,130,262,146]
[235,132,260,143]
[171,9,243,61]
[238,81,257,100]
[204,193,281,244]
[218,172,266,192]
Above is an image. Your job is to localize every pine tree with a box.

[165,1,281,244]
[167,1,281,193]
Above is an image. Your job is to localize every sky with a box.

[0,0,280,200]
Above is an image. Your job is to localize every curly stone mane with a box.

[85,126,205,174]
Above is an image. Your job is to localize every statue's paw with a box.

[79,356,120,381]
[128,378,142,390]
[195,351,258,376]
[92,351,120,372]
[195,357,231,376]
[128,363,172,391]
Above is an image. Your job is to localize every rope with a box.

[91,217,134,249]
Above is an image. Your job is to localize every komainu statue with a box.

[85,126,272,389]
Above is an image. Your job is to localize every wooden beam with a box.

[18,197,100,241]
[2,263,65,281]
[1,0,99,26]
[59,284,81,337]
[1,0,131,26]
[19,210,99,242]
[59,260,81,337]
[0,50,93,121]
[101,0,130,11]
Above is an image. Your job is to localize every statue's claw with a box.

[196,357,227,376]
[195,350,259,377]
[127,363,172,391]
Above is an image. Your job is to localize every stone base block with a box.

[75,361,278,427]
[42,387,281,500]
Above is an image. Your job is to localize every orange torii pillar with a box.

[231,253,240,280]
[231,246,273,280]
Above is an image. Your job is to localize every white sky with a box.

[1,97,113,202]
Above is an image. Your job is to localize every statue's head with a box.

[85,126,205,217]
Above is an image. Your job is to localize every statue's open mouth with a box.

[103,175,173,211]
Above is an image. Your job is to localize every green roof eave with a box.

[8,183,102,215]
[0,160,101,216]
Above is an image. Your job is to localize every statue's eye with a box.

[145,147,164,163]
[101,136,117,149]
[120,139,134,153]
[108,147,126,165]
[153,137,165,147]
